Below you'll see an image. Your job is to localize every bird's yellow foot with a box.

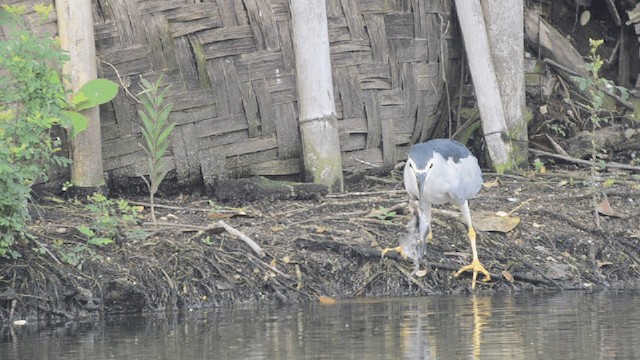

[381,246,405,259]
[454,259,491,289]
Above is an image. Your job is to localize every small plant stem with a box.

[150,192,156,226]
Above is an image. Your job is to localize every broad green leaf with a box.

[63,110,88,137]
[70,92,89,108]
[74,79,119,110]
[76,225,95,238]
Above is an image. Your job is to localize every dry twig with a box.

[217,220,266,258]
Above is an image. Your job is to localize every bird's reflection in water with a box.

[471,295,492,359]
[399,301,435,360]
[396,295,498,360]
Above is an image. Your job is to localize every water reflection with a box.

[2,292,640,359]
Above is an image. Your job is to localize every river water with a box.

[1,292,639,359]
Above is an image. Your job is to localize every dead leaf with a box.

[561,251,571,258]
[596,261,613,268]
[270,226,285,232]
[472,210,520,233]
[502,270,514,283]
[482,178,500,188]
[557,180,568,187]
[545,134,569,156]
[580,10,590,26]
[315,226,326,234]
[282,256,291,264]
[532,222,544,228]
[318,295,336,305]
[415,269,427,277]
[539,104,548,115]
[215,280,234,290]
[596,198,616,217]
[270,258,277,268]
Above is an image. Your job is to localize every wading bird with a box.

[383,139,490,289]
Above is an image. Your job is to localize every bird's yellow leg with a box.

[381,246,405,259]
[454,226,491,289]
[427,230,433,243]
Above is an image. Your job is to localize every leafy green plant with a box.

[572,38,630,228]
[375,206,397,221]
[0,4,118,258]
[201,236,214,246]
[137,78,175,226]
[533,158,545,173]
[52,238,102,268]
[83,192,144,240]
[76,225,114,247]
[51,195,145,268]
[0,4,71,258]
[65,79,119,137]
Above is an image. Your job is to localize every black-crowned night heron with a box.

[383,139,490,289]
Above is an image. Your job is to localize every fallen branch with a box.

[142,221,224,233]
[326,190,403,198]
[529,148,640,172]
[217,220,266,258]
[246,253,292,279]
[33,239,62,265]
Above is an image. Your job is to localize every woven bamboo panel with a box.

[9,0,461,189]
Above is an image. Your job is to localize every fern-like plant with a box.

[137,78,175,226]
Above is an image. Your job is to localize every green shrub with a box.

[572,38,630,228]
[0,5,72,258]
[0,5,118,258]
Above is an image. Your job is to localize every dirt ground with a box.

[1,163,639,323]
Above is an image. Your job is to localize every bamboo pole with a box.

[482,0,528,168]
[55,0,105,189]
[290,0,344,192]
[454,0,514,173]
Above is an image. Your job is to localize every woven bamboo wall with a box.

[9,0,461,189]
